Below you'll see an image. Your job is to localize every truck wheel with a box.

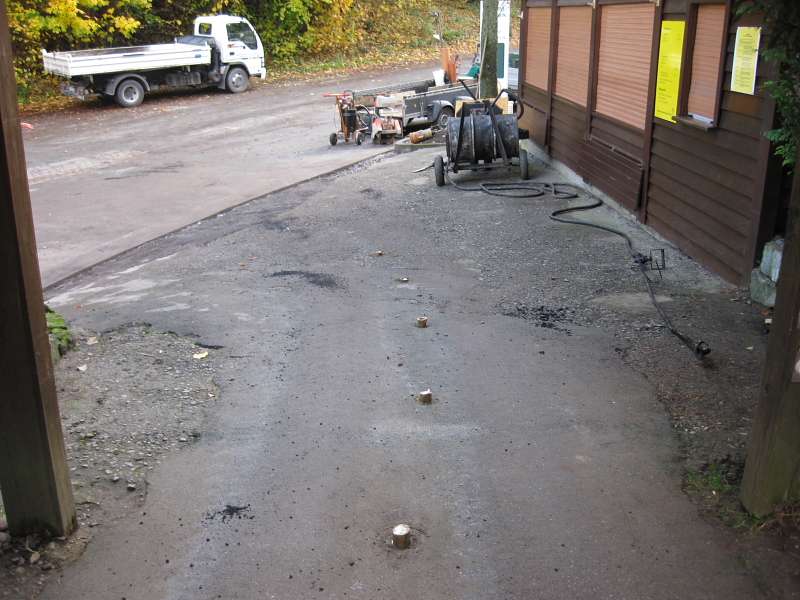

[436,107,454,130]
[115,79,144,108]
[434,155,446,187]
[226,67,250,93]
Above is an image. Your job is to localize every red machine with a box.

[324,92,371,146]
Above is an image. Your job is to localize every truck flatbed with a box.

[42,43,212,78]
[401,81,478,122]
[354,79,478,131]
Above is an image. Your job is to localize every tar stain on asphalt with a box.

[498,302,574,335]
[269,270,340,289]
[359,187,383,199]
[204,504,254,523]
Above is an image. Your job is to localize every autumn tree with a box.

[9,0,150,95]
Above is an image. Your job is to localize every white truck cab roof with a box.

[194,14,252,28]
[193,15,259,39]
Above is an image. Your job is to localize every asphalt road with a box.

[22,64,436,286]
[42,150,767,600]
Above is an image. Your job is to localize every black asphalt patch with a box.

[498,302,574,335]
[269,270,340,289]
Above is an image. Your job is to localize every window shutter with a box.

[688,4,726,121]
[555,6,592,106]
[525,7,552,90]
[595,4,656,129]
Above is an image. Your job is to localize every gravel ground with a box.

[0,326,218,599]
[1,149,798,598]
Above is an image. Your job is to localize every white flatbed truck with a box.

[42,15,266,108]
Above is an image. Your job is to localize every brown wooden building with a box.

[518,0,788,285]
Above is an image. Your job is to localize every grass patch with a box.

[685,461,738,496]
[684,456,799,532]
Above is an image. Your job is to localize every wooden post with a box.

[741,157,800,516]
[0,1,76,536]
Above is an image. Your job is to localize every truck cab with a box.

[193,15,266,81]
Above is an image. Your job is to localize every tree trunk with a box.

[480,0,499,99]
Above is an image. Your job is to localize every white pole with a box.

[497,0,511,92]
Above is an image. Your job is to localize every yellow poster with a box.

[732,26,761,95]
[654,20,686,123]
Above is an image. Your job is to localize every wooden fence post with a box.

[741,157,800,516]
[0,1,76,536]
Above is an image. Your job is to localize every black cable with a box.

[441,167,711,359]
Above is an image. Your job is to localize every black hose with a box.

[442,168,711,359]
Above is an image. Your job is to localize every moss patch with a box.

[45,306,73,356]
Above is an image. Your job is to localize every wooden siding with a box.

[525,7,552,90]
[521,83,550,146]
[645,7,771,284]
[688,4,727,121]
[518,1,774,285]
[555,6,592,106]
[550,97,644,211]
[595,4,655,130]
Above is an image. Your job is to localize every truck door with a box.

[222,20,265,78]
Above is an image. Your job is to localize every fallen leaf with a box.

[193,351,209,360]
[86,337,98,345]
[77,364,88,372]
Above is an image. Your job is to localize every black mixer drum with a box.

[446,113,520,163]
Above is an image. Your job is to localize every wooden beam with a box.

[0,1,76,536]
[585,2,599,141]
[545,0,558,149]
[741,156,800,516]
[639,0,665,220]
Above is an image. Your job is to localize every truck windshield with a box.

[226,22,258,49]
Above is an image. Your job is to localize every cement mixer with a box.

[433,82,530,186]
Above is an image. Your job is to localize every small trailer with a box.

[400,80,479,129]
[355,79,478,132]
[42,15,266,108]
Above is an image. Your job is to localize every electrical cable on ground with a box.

[441,168,711,359]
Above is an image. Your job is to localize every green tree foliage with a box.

[9,0,151,94]
[134,0,247,43]
[240,0,332,60]
[241,0,455,61]
[745,0,800,167]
